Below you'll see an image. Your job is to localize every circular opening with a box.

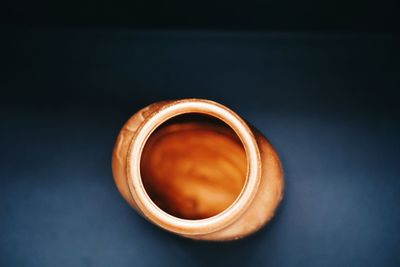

[140,113,248,220]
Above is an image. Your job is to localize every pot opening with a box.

[140,113,248,220]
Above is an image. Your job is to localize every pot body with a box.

[112,99,284,240]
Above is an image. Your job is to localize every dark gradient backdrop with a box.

[1,29,400,266]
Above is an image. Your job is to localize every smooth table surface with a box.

[1,29,399,266]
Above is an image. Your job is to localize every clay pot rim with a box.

[126,99,261,236]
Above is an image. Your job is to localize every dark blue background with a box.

[1,29,399,266]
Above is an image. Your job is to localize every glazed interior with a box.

[140,114,248,220]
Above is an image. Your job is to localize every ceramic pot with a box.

[112,99,284,240]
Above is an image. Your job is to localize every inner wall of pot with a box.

[140,113,248,220]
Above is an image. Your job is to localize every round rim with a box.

[126,99,261,236]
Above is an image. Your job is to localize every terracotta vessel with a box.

[112,99,284,240]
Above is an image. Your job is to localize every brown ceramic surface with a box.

[112,99,284,240]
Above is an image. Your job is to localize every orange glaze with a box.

[141,121,247,219]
